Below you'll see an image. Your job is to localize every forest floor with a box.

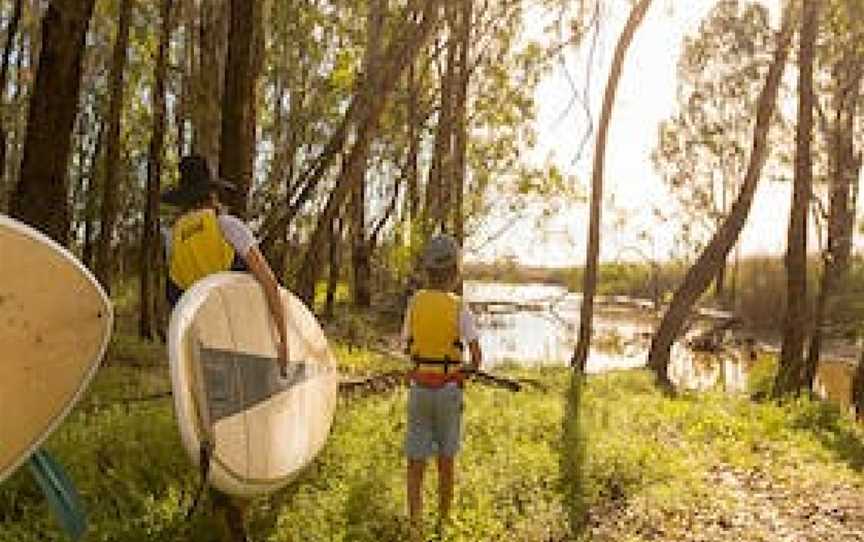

[2,299,864,541]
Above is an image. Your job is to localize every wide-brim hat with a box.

[161,154,236,206]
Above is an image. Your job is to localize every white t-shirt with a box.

[216,214,256,258]
[400,294,479,348]
[162,212,256,259]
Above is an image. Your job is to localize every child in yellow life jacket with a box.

[162,155,289,372]
[161,155,289,542]
[402,234,482,535]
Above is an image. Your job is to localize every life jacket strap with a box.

[412,355,462,374]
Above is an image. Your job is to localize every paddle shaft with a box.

[358,344,522,392]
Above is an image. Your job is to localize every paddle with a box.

[460,367,521,392]
[27,449,87,540]
[358,344,528,392]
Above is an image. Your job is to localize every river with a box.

[464,281,858,413]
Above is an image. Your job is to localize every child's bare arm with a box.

[245,245,289,374]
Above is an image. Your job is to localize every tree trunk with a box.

[193,0,228,168]
[1,27,26,212]
[140,0,173,340]
[452,0,472,245]
[219,0,260,218]
[271,79,305,276]
[351,0,386,308]
[816,45,862,392]
[0,31,29,212]
[572,0,652,372]
[324,217,344,319]
[775,0,818,397]
[0,0,23,92]
[425,4,457,235]
[0,0,23,201]
[82,119,105,270]
[406,60,421,225]
[10,0,95,245]
[70,108,89,249]
[174,0,189,157]
[294,0,443,306]
[713,262,726,303]
[370,171,403,250]
[648,8,795,386]
[95,0,133,292]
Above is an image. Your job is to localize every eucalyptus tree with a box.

[455,0,566,253]
[293,0,445,305]
[11,0,96,245]
[252,0,355,279]
[775,0,819,397]
[139,0,174,340]
[652,0,774,303]
[349,0,387,308]
[219,0,262,218]
[808,0,864,389]
[256,1,373,262]
[648,5,796,387]
[69,1,112,268]
[1,0,39,212]
[0,0,23,203]
[573,0,653,373]
[192,0,228,167]
[424,1,459,237]
[94,0,133,292]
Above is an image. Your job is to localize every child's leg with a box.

[435,384,463,522]
[436,455,455,520]
[407,459,427,527]
[224,499,248,542]
[406,385,435,527]
[211,489,248,542]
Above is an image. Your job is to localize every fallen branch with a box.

[338,371,407,397]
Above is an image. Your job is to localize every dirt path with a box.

[587,464,864,541]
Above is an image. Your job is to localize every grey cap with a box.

[423,234,460,269]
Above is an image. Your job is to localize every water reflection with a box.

[465,281,858,408]
[814,361,856,415]
[465,281,654,373]
[667,347,749,393]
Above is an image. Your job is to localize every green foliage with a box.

[313,280,351,311]
[652,0,778,256]
[747,353,779,398]
[568,260,687,303]
[595,262,656,297]
[3,362,864,541]
[564,254,864,334]
[0,377,196,541]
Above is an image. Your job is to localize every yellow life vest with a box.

[169,209,235,290]
[409,290,464,381]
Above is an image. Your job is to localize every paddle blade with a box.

[27,449,87,540]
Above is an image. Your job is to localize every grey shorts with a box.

[404,383,464,459]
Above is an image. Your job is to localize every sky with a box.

[471,0,824,268]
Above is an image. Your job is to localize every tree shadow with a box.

[787,399,864,472]
[559,371,588,540]
[247,461,324,539]
[342,455,409,541]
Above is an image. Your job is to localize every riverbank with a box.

[2,340,864,541]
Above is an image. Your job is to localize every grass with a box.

[3,334,864,541]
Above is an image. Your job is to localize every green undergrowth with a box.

[2,357,864,541]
